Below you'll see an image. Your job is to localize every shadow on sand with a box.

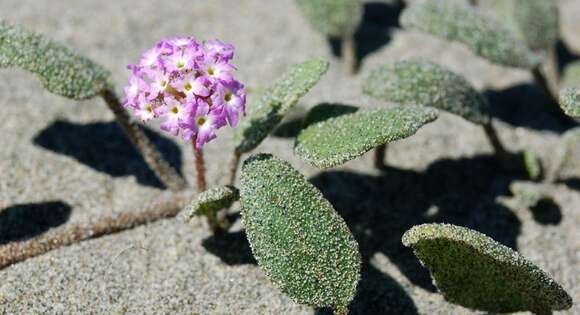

[33,120,183,190]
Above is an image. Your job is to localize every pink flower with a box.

[175,74,210,99]
[134,94,156,122]
[204,39,234,62]
[181,101,226,148]
[123,36,246,149]
[158,98,192,136]
[213,80,246,127]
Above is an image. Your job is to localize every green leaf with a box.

[240,154,360,311]
[0,21,111,100]
[559,87,580,118]
[233,59,329,154]
[400,0,540,69]
[489,0,559,52]
[364,60,489,125]
[402,223,572,313]
[562,61,580,88]
[295,0,363,38]
[295,104,438,168]
[184,186,239,219]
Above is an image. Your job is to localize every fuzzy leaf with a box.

[562,61,580,88]
[559,87,580,118]
[402,223,572,313]
[184,186,239,219]
[364,60,489,125]
[489,0,559,52]
[240,154,360,311]
[400,0,539,69]
[295,104,438,168]
[233,59,329,154]
[0,21,111,99]
[295,0,363,38]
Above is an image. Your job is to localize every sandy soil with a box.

[0,0,578,314]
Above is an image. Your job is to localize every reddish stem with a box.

[192,140,207,193]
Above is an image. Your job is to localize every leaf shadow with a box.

[32,119,183,189]
[315,264,419,315]
[328,1,403,72]
[309,154,522,294]
[556,38,580,76]
[202,154,524,314]
[529,197,562,225]
[0,201,72,245]
[485,83,578,133]
[559,177,580,191]
[201,229,256,265]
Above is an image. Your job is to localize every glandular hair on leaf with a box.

[233,59,329,154]
[400,0,540,69]
[364,60,489,125]
[489,0,559,52]
[240,153,360,311]
[295,0,363,38]
[0,21,111,100]
[402,223,572,313]
[559,87,580,118]
[295,104,438,168]
[183,186,239,219]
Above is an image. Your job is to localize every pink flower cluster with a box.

[123,37,246,149]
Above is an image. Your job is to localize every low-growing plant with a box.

[399,0,568,119]
[295,0,363,73]
[403,224,572,314]
[364,60,538,175]
[1,4,576,313]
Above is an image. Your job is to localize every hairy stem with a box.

[342,35,357,74]
[193,142,228,234]
[0,190,195,270]
[374,144,388,170]
[193,143,207,193]
[101,89,187,192]
[483,120,508,159]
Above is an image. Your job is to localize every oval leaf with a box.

[364,60,489,125]
[295,0,363,38]
[489,0,559,52]
[0,21,111,100]
[559,87,580,118]
[184,186,239,219]
[402,223,572,313]
[233,59,329,154]
[400,0,539,69]
[295,104,438,168]
[240,154,360,311]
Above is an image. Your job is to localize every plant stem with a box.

[483,120,508,159]
[342,35,357,74]
[483,120,519,171]
[228,151,242,186]
[192,142,207,193]
[192,141,228,234]
[0,189,196,270]
[374,144,388,170]
[101,89,187,192]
